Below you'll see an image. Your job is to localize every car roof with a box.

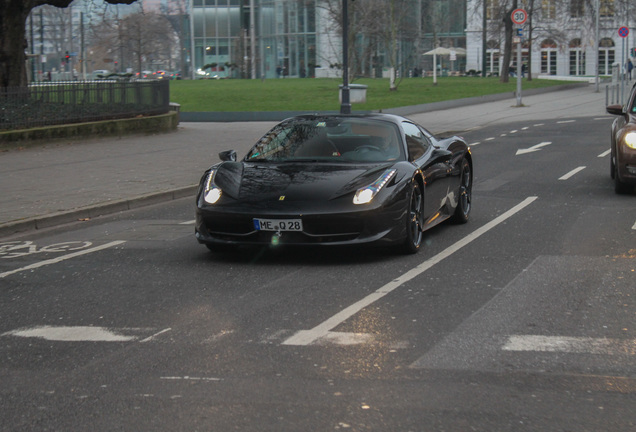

[284,113,407,126]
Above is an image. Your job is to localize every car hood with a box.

[213,161,398,204]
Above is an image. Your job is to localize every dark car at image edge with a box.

[606,83,636,194]
[195,114,473,254]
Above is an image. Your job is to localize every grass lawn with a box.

[169,77,575,112]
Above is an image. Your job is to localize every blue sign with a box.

[619,27,629,38]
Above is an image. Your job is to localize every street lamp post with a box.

[340,0,351,114]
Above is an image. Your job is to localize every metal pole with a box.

[622,37,625,104]
[81,12,86,80]
[340,0,351,114]
[482,0,487,77]
[516,30,522,106]
[30,13,35,82]
[190,0,196,80]
[250,0,256,79]
[595,0,599,92]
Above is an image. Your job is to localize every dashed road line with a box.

[598,149,611,158]
[559,166,586,180]
[502,335,636,355]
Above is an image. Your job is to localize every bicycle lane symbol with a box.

[0,241,93,259]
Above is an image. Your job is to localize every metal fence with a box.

[0,80,170,131]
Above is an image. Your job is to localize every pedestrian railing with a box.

[0,80,170,131]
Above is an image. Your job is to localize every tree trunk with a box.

[389,0,398,91]
[0,0,33,88]
[499,2,516,84]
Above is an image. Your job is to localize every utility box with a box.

[339,84,368,104]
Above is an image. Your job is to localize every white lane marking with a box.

[469,142,481,146]
[632,220,636,230]
[140,328,172,343]
[282,197,539,346]
[484,137,495,141]
[0,240,126,279]
[515,141,552,155]
[557,120,576,124]
[160,376,222,382]
[533,123,544,127]
[510,130,518,134]
[558,166,586,180]
[2,326,139,342]
[598,149,611,158]
[180,220,196,225]
[522,127,529,130]
[2,325,171,343]
[503,335,636,355]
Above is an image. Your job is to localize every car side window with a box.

[402,122,431,160]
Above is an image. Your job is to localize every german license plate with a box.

[253,218,303,232]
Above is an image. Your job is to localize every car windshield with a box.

[245,117,404,163]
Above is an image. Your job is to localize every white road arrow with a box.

[516,141,552,155]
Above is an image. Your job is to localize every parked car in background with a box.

[91,70,110,80]
[606,83,636,194]
[135,70,154,79]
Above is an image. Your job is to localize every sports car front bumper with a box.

[195,204,405,247]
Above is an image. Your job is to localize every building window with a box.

[600,0,614,17]
[542,0,556,20]
[570,0,584,18]
[599,38,615,75]
[541,39,557,75]
[569,39,585,75]
[486,40,500,75]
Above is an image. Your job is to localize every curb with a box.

[0,185,198,239]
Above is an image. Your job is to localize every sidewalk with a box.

[0,83,609,238]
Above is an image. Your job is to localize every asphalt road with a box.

[1,115,635,431]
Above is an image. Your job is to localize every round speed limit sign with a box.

[511,9,527,25]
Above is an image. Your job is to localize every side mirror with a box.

[219,150,237,162]
[606,105,624,116]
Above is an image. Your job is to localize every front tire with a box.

[451,158,472,224]
[401,181,424,254]
[614,161,632,194]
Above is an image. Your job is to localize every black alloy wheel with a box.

[402,181,424,254]
[451,158,472,224]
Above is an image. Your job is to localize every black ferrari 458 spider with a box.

[195,113,472,254]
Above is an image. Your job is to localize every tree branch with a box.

[34,0,137,6]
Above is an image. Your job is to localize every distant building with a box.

[189,0,467,80]
[465,0,635,78]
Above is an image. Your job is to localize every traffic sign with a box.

[618,26,629,38]
[511,9,527,25]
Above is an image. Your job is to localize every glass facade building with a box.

[190,0,467,80]
[191,0,317,79]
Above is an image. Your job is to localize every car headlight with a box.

[203,170,222,204]
[625,132,636,149]
[353,169,397,205]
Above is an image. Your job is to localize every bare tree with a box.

[318,0,417,90]
[161,0,188,76]
[0,0,137,88]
